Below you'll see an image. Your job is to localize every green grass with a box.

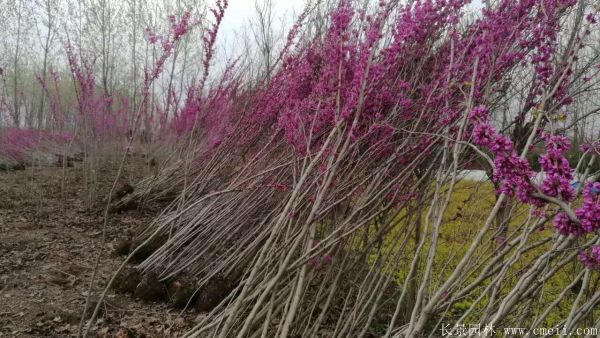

[358,179,600,329]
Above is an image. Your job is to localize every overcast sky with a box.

[219,0,486,39]
[215,0,485,62]
[216,0,307,59]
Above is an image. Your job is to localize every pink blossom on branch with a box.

[200,0,228,90]
[467,103,599,237]
[579,245,600,270]
[552,182,600,236]
[538,133,574,201]
[579,140,600,155]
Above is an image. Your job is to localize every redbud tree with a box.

[88,0,600,336]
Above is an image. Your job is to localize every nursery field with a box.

[0,161,199,337]
[1,0,599,336]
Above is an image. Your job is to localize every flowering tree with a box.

[44,0,600,336]
[1,0,598,336]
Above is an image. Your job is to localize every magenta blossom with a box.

[538,133,574,201]
[579,141,600,155]
[554,182,600,236]
[579,245,600,270]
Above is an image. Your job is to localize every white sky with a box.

[218,0,485,40]
[215,0,484,61]
[220,0,306,36]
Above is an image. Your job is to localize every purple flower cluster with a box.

[468,100,600,239]
[577,183,600,231]
[469,106,537,205]
[144,10,192,49]
[579,141,600,155]
[579,245,600,270]
[64,44,130,138]
[142,10,196,90]
[539,133,574,201]
[169,11,191,41]
[202,0,228,85]
[143,27,159,44]
[553,213,583,237]
[470,105,599,237]
[554,182,600,236]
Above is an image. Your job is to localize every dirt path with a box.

[0,163,197,337]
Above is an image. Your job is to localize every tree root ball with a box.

[109,200,139,213]
[12,163,26,171]
[114,183,134,199]
[113,238,132,256]
[167,274,197,309]
[130,234,168,263]
[194,277,238,313]
[108,183,137,213]
[55,154,75,167]
[112,267,142,294]
[134,271,167,302]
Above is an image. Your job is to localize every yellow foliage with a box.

[359,180,597,328]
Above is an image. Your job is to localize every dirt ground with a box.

[0,161,199,337]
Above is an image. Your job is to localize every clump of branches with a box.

[92,0,600,337]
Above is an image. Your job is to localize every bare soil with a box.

[0,161,199,337]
